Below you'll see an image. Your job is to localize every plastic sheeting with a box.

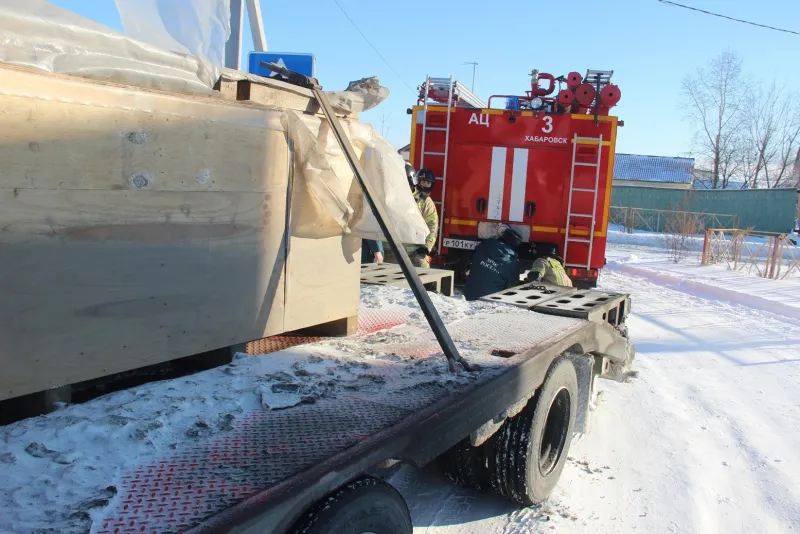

[0,0,214,94]
[114,0,230,89]
[326,76,391,114]
[284,110,429,245]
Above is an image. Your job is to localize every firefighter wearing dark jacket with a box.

[463,225,523,301]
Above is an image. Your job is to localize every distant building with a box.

[398,143,410,162]
[613,153,694,190]
[692,168,748,190]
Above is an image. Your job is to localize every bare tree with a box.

[740,85,800,189]
[794,147,800,188]
[661,193,702,263]
[682,50,749,189]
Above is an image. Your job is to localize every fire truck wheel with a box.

[437,437,490,490]
[290,476,412,534]
[486,357,578,505]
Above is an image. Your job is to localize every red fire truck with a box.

[408,69,622,288]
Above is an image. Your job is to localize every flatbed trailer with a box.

[0,283,633,534]
[0,31,634,532]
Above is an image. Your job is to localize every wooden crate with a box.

[0,65,360,401]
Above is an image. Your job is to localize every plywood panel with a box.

[0,188,289,400]
[0,64,287,193]
[283,235,361,332]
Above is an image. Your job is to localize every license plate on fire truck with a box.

[443,238,479,250]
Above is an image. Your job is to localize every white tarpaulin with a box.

[284,110,429,245]
[114,0,231,89]
[0,0,215,94]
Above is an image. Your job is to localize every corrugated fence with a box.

[610,186,797,233]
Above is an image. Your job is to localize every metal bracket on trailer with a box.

[480,282,631,327]
[262,61,477,373]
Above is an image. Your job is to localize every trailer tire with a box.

[487,357,578,505]
[290,476,412,534]
[438,437,490,490]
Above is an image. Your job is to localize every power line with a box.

[330,0,416,93]
[656,0,799,36]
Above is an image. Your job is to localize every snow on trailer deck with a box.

[0,285,607,534]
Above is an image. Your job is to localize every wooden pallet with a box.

[215,70,360,119]
[360,263,455,296]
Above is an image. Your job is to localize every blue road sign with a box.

[248,52,316,78]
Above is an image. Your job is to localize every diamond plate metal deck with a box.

[245,302,412,355]
[97,295,587,533]
[97,397,414,534]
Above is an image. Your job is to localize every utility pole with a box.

[464,61,478,91]
[225,0,268,69]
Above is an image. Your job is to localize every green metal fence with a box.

[609,207,739,233]
[610,186,797,233]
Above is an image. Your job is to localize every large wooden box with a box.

[0,66,360,401]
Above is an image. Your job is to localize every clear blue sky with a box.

[50,0,799,158]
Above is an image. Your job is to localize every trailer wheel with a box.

[487,357,578,505]
[290,476,412,534]
[437,437,490,490]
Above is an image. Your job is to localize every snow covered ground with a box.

[390,237,800,533]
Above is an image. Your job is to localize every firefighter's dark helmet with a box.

[414,168,436,195]
[498,224,523,247]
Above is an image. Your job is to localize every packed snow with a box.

[389,234,800,533]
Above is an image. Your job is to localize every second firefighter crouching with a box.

[526,245,573,287]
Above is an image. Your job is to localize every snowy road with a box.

[391,258,800,533]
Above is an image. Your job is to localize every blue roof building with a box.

[613,153,695,189]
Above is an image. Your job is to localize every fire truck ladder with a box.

[563,134,603,270]
[419,77,485,251]
[420,76,453,252]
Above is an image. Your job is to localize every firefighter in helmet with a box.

[463,224,523,301]
[406,168,439,268]
[382,167,439,268]
[527,244,573,287]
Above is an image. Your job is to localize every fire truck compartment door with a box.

[448,144,497,220]
[448,143,569,227]
[523,147,569,230]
